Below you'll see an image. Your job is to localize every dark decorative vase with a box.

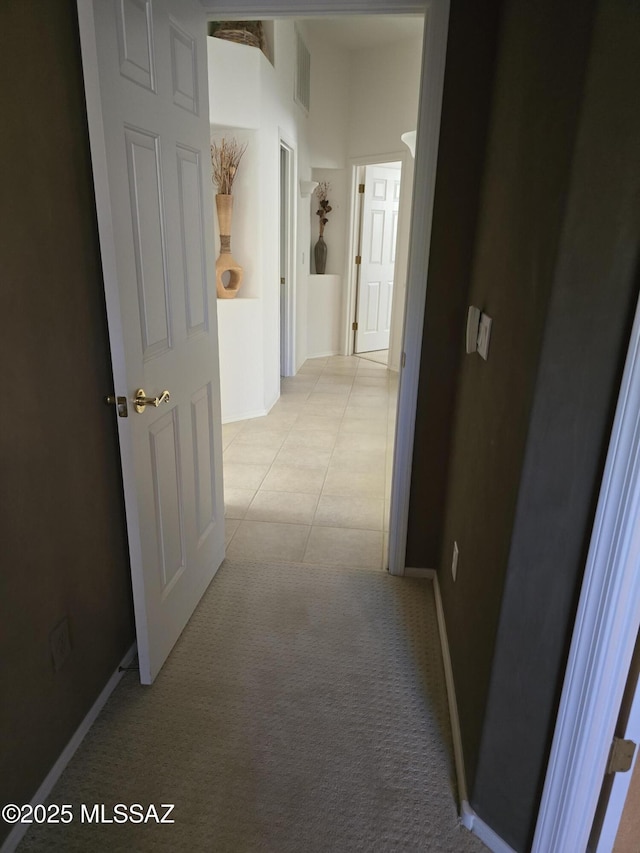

[314,236,327,275]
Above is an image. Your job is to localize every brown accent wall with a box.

[407,0,640,849]
[0,1,134,840]
[437,0,597,805]
[405,0,504,568]
[472,1,640,846]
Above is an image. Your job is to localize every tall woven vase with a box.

[215,194,243,299]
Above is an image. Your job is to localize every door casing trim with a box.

[279,134,297,378]
[533,290,640,851]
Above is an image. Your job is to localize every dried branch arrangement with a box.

[210,137,248,195]
[314,181,332,237]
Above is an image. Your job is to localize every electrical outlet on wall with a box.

[452,541,459,582]
[50,617,72,672]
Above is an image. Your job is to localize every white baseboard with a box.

[428,569,469,805]
[1,643,137,853]
[423,570,515,853]
[306,349,340,359]
[222,407,269,425]
[461,801,518,853]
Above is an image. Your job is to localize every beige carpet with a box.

[19,560,486,852]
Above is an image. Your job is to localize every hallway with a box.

[223,355,397,571]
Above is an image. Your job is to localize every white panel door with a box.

[81,0,224,683]
[355,164,401,354]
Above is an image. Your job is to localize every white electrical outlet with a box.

[452,541,459,582]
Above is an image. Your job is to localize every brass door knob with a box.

[133,388,171,414]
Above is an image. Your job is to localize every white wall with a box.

[348,36,424,161]
[208,27,312,421]
[305,29,350,169]
[254,21,312,396]
[208,26,423,421]
[307,275,343,357]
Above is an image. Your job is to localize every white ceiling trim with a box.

[200,0,428,16]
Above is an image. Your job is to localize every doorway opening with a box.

[353,162,401,366]
[76,0,450,672]
[214,15,425,571]
[347,156,412,372]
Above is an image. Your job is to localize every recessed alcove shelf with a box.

[210,124,262,422]
[310,167,347,276]
[209,35,275,424]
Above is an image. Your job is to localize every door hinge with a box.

[358,183,365,194]
[105,394,128,418]
[606,737,637,774]
[401,352,406,368]
[280,277,285,285]
[355,255,362,265]
[352,322,358,331]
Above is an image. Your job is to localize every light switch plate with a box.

[466,306,481,354]
[477,313,492,360]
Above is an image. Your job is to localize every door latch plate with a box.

[606,737,637,774]
[105,395,128,418]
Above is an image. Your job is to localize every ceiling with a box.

[299,15,425,52]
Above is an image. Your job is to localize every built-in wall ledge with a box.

[300,180,319,197]
[216,295,260,301]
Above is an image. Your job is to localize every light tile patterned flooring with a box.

[223,355,398,571]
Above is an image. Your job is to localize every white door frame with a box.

[343,152,409,360]
[532,290,640,852]
[279,135,296,377]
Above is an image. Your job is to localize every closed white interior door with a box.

[355,163,402,354]
[82,0,225,683]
